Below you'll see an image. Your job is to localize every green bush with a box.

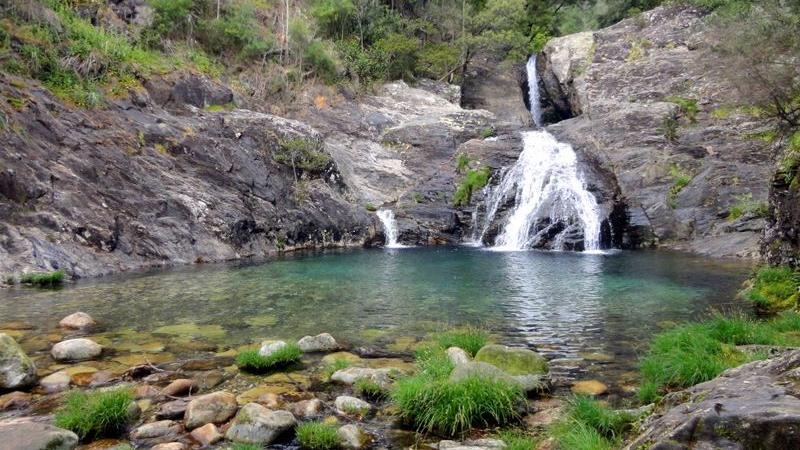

[20,270,64,287]
[456,153,471,173]
[453,167,492,206]
[416,43,461,80]
[435,326,489,356]
[274,138,332,175]
[374,33,419,80]
[235,344,302,373]
[745,266,799,313]
[296,421,341,450]
[55,388,134,440]
[666,96,700,123]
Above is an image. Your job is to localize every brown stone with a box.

[135,384,162,399]
[288,398,323,418]
[190,423,223,446]
[162,378,198,397]
[571,380,608,396]
[59,312,97,330]
[184,391,238,429]
[151,443,186,450]
[0,391,31,411]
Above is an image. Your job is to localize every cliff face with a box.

[537,6,776,258]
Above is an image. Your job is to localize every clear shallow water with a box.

[0,247,751,390]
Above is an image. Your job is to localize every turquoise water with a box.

[0,247,751,387]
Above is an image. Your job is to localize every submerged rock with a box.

[338,424,369,449]
[184,391,238,429]
[298,333,339,352]
[0,420,79,450]
[51,338,103,362]
[40,371,71,393]
[58,312,97,331]
[627,349,800,449]
[474,344,548,376]
[571,380,608,396]
[0,333,37,389]
[225,403,296,444]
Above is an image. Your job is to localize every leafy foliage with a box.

[55,388,134,440]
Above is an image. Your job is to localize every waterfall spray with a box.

[377,210,406,248]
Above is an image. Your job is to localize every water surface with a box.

[0,247,751,390]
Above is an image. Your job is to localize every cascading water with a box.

[473,55,603,252]
[526,55,543,127]
[376,209,406,248]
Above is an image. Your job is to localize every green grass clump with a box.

[435,326,489,356]
[638,311,800,403]
[295,421,341,450]
[453,167,492,206]
[498,429,538,450]
[54,388,134,440]
[456,153,471,173]
[728,193,769,221]
[354,378,387,400]
[235,344,302,373]
[666,165,692,208]
[322,358,351,380]
[20,270,64,287]
[550,396,635,450]
[666,96,700,123]
[228,444,263,450]
[745,266,799,313]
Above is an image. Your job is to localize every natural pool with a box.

[0,247,752,395]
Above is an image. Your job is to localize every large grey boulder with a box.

[297,333,338,352]
[334,396,372,416]
[330,367,395,389]
[626,349,800,449]
[0,420,79,450]
[51,338,103,361]
[449,361,548,393]
[0,333,36,389]
[474,344,549,376]
[258,340,287,357]
[225,403,296,445]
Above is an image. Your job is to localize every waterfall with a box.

[480,131,602,251]
[376,209,405,248]
[526,55,543,127]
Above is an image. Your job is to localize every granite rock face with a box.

[537,6,775,257]
[627,349,800,449]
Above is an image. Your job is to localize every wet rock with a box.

[330,367,394,389]
[135,384,161,399]
[190,423,223,446]
[322,352,362,364]
[156,400,188,420]
[0,333,37,389]
[571,380,608,396]
[162,378,198,397]
[474,344,549,376]
[449,361,548,393]
[338,424,369,449]
[236,388,280,408]
[184,391,238,429]
[627,349,800,449]
[446,347,471,366]
[51,338,103,362]
[258,340,287,357]
[225,403,297,445]
[523,398,564,429]
[437,438,507,449]
[0,391,31,411]
[59,312,97,331]
[0,420,79,450]
[40,370,71,393]
[334,396,371,416]
[130,420,182,441]
[150,443,185,450]
[288,398,323,418]
[298,333,339,352]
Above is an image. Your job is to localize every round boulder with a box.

[0,333,37,389]
[334,396,371,416]
[474,344,548,375]
[258,340,287,357]
[0,421,79,450]
[51,338,103,362]
[298,333,339,352]
[225,403,297,445]
[58,312,97,331]
[184,391,238,429]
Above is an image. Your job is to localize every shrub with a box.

[416,43,461,80]
[658,115,679,142]
[745,266,799,313]
[435,327,489,356]
[480,127,496,139]
[235,344,302,373]
[456,153,471,173]
[274,138,332,178]
[296,421,341,450]
[374,33,419,80]
[20,270,64,287]
[453,167,492,206]
[305,41,339,83]
[55,388,134,440]
[392,374,523,436]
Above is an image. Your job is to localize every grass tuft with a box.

[453,167,492,206]
[354,377,387,400]
[498,429,538,450]
[550,396,635,450]
[744,266,799,313]
[435,326,489,356]
[295,421,341,450]
[20,270,64,287]
[235,344,302,373]
[322,358,352,380]
[54,387,134,440]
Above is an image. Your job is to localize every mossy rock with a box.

[474,344,548,376]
